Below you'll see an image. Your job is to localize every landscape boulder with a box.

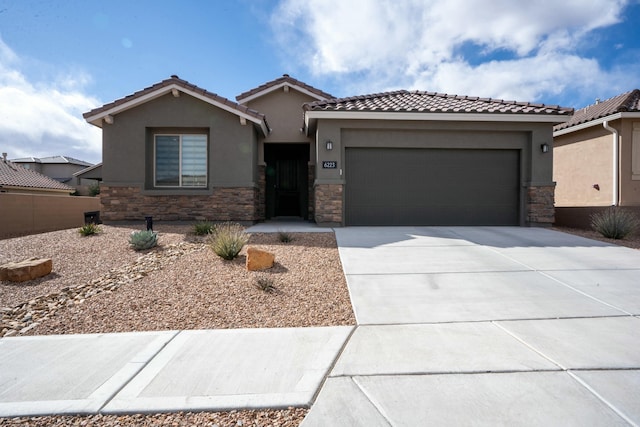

[246,247,275,271]
[0,257,53,282]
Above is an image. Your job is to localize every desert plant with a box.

[208,222,248,260]
[193,221,214,236]
[88,182,101,197]
[129,230,158,251]
[78,223,101,236]
[277,230,293,243]
[251,274,277,293]
[591,207,639,239]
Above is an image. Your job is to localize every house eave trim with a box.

[0,185,72,194]
[553,112,640,137]
[237,82,328,104]
[85,84,269,135]
[305,111,571,129]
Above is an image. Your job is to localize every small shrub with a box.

[129,230,158,251]
[252,274,277,293]
[193,221,214,236]
[208,222,248,260]
[79,223,100,236]
[88,182,101,197]
[591,207,639,239]
[277,230,293,243]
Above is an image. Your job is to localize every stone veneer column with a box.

[526,184,555,226]
[314,183,343,225]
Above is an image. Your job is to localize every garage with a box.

[345,147,520,226]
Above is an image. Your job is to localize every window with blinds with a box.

[155,134,207,187]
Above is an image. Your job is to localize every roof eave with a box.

[305,110,572,131]
[0,185,73,193]
[237,82,329,104]
[84,83,269,136]
[553,112,640,137]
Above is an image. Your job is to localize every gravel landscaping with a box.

[0,223,354,426]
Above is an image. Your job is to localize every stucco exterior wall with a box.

[554,126,613,207]
[0,193,100,238]
[618,120,640,205]
[312,119,555,226]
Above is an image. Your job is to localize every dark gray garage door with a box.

[345,148,520,226]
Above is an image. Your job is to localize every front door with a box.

[265,143,309,219]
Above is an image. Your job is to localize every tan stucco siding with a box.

[553,127,613,207]
[618,120,640,205]
[102,92,258,189]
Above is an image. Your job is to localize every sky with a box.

[1,0,640,165]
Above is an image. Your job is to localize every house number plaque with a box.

[322,161,337,169]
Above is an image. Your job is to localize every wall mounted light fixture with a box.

[541,143,550,153]
[326,140,333,151]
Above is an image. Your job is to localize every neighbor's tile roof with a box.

[554,89,640,131]
[0,160,74,191]
[304,90,574,116]
[236,74,334,102]
[83,75,267,123]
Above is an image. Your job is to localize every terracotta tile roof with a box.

[236,74,334,103]
[83,75,268,132]
[0,160,74,192]
[304,90,573,116]
[554,89,640,131]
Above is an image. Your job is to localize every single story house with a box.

[553,89,640,228]
[83,75,572,226]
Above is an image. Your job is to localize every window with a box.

[155,134,207,187]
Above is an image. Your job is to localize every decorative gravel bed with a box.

[0,223,354,426]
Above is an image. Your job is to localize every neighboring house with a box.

[553,90,640,227]
[11,155,94,185]
[83,74,572,226]
[0,155,74,195]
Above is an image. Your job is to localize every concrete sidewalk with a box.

[0,327,352,417]
[301,227,640,426]
[2,226,640,425]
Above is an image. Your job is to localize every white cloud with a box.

[272,0,629,106]
[0,37,102,163]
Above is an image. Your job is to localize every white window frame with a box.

[154,133,208,188]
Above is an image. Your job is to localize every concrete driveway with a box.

[302,227,640,426]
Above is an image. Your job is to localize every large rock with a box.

[0,257,53,282]
[246,247,275,271]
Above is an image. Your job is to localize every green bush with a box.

[277,230,293,243]
[193,221,214,236]
[129,230,158,251]
[79,223,101,236]
[208,222,248,260]
[591,208,639,239]
[88,182,101,197]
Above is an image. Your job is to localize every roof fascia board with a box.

[85,84,268,135]
[238,82,327,104]
[553,112,640,136]
[305,110,571,128]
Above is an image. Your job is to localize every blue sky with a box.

[1,0,640,164]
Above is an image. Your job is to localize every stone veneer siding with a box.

[314,183,343,224]
[526,184,555,225]
[100,186,260,222]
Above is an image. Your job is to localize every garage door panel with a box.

[345,148,519,226]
